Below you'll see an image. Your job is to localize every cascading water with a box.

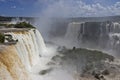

[0,28,54,80]
[64,22,85,48]
[0,45,31,80]
[5,29,46,71]
[64,21,120,55]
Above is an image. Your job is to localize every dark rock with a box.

[73,46,76,50]
[102,69,110,75]
[39,68,53,75]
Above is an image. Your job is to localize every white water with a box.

[5,29,47,71]
[0,28,75,80]
[63,22,84,48]
[65,22,82,41]
[64,22,120,53]
[4,29,67,80]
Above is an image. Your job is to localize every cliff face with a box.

[0,29,46,80]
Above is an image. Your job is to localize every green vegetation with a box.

[0,16,12,21]
[14,22,35,28]
[6,24,14,28]
[0,33,5,43]
[0,22,35,28]
[0,23,15,28]
[0,23,8,26]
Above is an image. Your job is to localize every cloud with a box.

[11,5,16,9]
[36,0,120,17]
[92,0,111,4]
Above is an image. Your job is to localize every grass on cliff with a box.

[14,22,35,28]
[0,22,35,28]
[0,33,5,43]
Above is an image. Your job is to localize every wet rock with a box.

[57,46,67,53]
[92,70,106,80]
[72,46,76,50]
[47,61,56,65]
[39,68,53,75]
[102,69,110,75]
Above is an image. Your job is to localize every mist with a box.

[32,0,120,79]
[12,0,120,80]
[34,0,120,44]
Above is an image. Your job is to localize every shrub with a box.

[14,22,35,28]
[0,23,7,26]
[0,33,5,43]
[6,24,15,28]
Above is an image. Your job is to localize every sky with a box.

[0,0,120,17]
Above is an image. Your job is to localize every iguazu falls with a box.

[1,0,120,80]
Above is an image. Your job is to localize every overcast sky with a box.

[0,0,120,17]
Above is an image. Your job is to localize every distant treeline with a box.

[0,16,35,22]
[1,15,120,22]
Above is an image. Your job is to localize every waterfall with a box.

[65,22,81,40]
[5,29,46,71]
[0,45,31,80]
[64,22,84,48]
[64,21,120,55]
[0,29,48,80]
